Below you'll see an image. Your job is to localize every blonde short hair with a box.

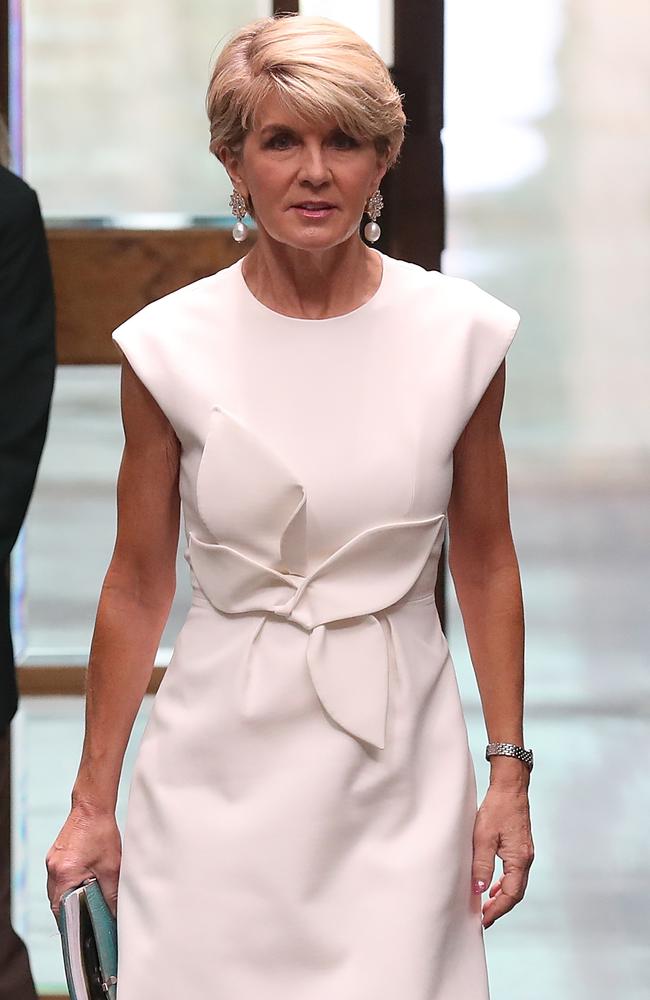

[205,13,406,216]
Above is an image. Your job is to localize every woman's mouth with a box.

[292,203,337,219]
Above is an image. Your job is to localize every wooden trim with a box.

[47,227,253,364]
[384,0,444,268]
[17,665,164,697]
[273,0,299,12]
[0,1,7,125]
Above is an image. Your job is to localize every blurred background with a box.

[3,0,649,996]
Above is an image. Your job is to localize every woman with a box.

[46,13,534,999]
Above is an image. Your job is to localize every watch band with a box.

[485,741,534,772]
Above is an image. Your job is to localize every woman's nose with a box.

[297,144,331,183]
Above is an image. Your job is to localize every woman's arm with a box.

[448,359,526,778]
[70,356,181,816]
[447,359,534,927]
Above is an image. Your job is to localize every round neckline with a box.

[236,247,388,324]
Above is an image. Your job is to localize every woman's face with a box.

[222,92,388,251]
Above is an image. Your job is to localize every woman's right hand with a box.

[46,802,122,922]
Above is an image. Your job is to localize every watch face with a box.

[80,895,105,1000]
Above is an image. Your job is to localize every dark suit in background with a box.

[0,165,56,1000]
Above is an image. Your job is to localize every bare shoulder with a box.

[110,356,180,595]
[118,354,179,464]
[448,359,510,552]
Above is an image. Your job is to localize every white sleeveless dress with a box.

[110,248,520,1000]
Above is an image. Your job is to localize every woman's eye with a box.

[267,133,294,149]
[331,132,357,149]
[265,131,358,150]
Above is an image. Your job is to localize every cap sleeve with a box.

[111,307,182,438]
[456,281,521,435]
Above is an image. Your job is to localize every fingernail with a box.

[472,879,487,894]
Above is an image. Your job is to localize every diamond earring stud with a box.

[230,188,249,243]
[364,189,383,243]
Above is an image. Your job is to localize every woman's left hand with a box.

[471,774,535,928]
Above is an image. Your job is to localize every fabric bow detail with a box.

[187,406,446,749]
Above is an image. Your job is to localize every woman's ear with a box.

[220,147,243,188]
[375,158,389,190]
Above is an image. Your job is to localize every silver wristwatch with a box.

[485,741,534,772]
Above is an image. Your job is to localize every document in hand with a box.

[56,877,118,1000]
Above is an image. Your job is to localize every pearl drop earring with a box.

[364,189,383,243]
[229,188,249,242]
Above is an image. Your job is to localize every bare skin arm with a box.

[46,357,181,919]
[447,359,535,928]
